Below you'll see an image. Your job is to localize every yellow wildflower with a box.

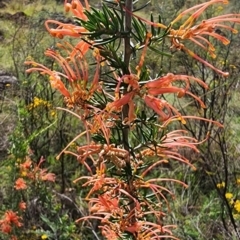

[217,6,223,12]
[28,97,51,110]
[20,170,28,177]
[50,110,56,117]
[225,193,233,199]
[234,200,240,213]
[216,182,225,188]
[236,179,240,185]
[41,234,48,240]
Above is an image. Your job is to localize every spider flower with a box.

[64,0,89,20]
[129,0,240,76]
[25,61,71,98]
[88,193,122,216]
[144,73,208,97]
[143,95,180,121]
[106,72,208,122]
[39,170,56,182]
[45,20,87,39]
[25,41,100,108]
[138,128,208,180]
[20,158,32,170]
[168,0,240,76]
[74,162,118,199]
[143,73,207,119]
[45,0,90,39]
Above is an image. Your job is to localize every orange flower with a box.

[129,0,240,76]
[25,60,72,96]
[4,211,22,227]
[0,222,11,233]
[45,20,87,39]
[14,178,27,190]
[106,72,208,123]
[27,157,56,182]
[139,129,201,173]
[133,221,178,239]
[49,73,71,98]
[20,158,32,169]
[20,159,32,169]
[19,158,32,177]
[44,47,80,82]
[106,91,135,112]
[25,0,96,108]
[100,224,120,240]
[167,0,240,76]
[18,201,27,211]
[140,73,208,119]
[144,95,181,120]
[74,162,118,199]
[45,0,90,38]
[39,171,56,182]
[62,40,91,59]
[106,77,138,123]
[64,0,89,19]
[89,193,121,215]
[25,41,99,109]
[144,73,208,97]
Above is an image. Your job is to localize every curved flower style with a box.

[138,129,201,176]
[106,73,208,122]
[77,186,179,239]
[44,0,92,74]
[129,0,240,76]
[74,127,206,239]
[78,189,180,239]
[45,0,90,39]
[25,42,99,110]
[168,0,240,76]
[74,160,123,199]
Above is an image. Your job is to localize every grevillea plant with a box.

[25,0,240,239]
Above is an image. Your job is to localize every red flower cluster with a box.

[1,155,56,238]
[0,210,22,236]
[18,156,56,183]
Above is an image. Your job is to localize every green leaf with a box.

[151,13,156,37]
[40,215,57,233]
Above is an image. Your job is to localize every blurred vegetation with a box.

[1,0,240,239]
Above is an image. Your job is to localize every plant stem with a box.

[122,0,132,152]
[124,0,132,70]
[122,0,137,232]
